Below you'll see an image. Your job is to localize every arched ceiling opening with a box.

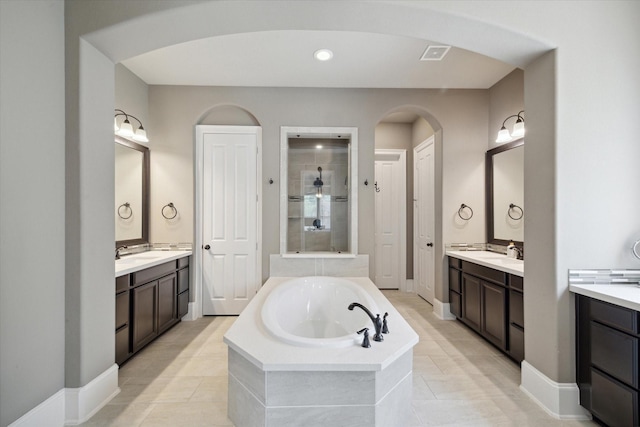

[81,1,553,89]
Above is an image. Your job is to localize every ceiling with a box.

[121,30,516,91]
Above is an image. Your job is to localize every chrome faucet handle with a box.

[357,328,371,348]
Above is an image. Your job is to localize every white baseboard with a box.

[8,389,65,427]
[65,363,120,425]
[433,299,456,320]
[9,364,120,426]
[520,361,590,420]
[182,302,201,321]
[405,279,414,293]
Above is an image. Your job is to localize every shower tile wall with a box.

[287,140,348,253]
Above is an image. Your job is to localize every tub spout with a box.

[348,302,383,342]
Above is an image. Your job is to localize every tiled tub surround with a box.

[223,276,419,427]
[445,250,524,277]
[569,269,640,311]
[269,253,369,277]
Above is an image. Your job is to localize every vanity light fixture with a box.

[314,49,333,61]
[115,109,149,143]
[496,110,525,143]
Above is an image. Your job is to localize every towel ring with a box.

[458,204,473,221]
[117,202,132,220]
[633,239,640,260]
[162,202,178,220]
[508,203,524,220]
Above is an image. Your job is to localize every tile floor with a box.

[82,291,597,426]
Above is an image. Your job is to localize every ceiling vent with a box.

[420,45,451,61]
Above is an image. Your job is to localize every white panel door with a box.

[374,150,406,290]
[414,137,435,304]
[201,128,259,315]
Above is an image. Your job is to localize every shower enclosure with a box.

[286,137,349,253]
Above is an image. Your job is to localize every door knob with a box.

[427,242,433,247]
[203,244,210,250]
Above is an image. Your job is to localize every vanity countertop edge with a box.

[446,250,524,277]
[569,283,640,312]
[115,250,192,277]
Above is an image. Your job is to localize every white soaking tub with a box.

[223,276,419,427]
[261,276,380,348]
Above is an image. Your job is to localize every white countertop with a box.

[445,250,524,277]
[223,276,419,372]
[115,250,192,277]
[569,284,640,312]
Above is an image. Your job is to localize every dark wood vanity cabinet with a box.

[448,256,523,362]
[116,255,190,366]
[575,295,639,427]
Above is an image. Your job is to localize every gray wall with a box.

[147,85,489,282]
[0,1,65,425]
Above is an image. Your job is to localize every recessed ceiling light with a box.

[316,145,323,149]
[420,45,451,61]
[314,49,333,61]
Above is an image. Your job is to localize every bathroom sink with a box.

[115,258,141,264]
[116,254,162,264]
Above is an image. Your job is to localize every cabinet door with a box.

[482,281,507,350]
[132,281,158,352]
[462,273,481,331]
[157,273,177,334]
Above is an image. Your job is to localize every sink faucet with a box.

[115,245,127,260]
[513,246,523,260]
[348,302,383,342]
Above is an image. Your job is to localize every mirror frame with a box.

[486,138,524,247]
[115,136,150,248]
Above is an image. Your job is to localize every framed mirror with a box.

[280,126,358,256]
[486,139,524,246]
[115,136,149,247]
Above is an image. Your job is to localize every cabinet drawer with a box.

[449,267,461,293]
[462,261,506,285]
[591,368,639,427]
[509,324,524,363]
[510,275,523,291]
[115,291,129,329]
[116,275,130,293]
[177,256,190,269]
[177,267,189,294]
[178,290,189,318]
[448,257,461,269]
[510,290,524,328]
[133,261,176,286]
[449,290,461,318]
[591,321,639,388]
[590,298,639,335]
[115,325,130,366]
